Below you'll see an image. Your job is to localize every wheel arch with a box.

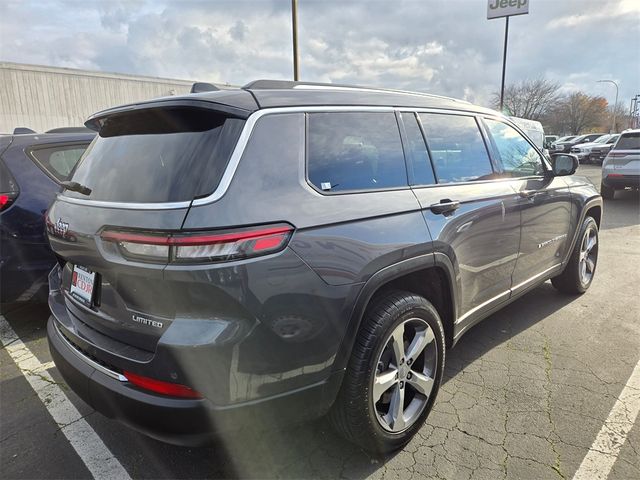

[564,196,603,266]
[585,204,602,228]
[333,252,459,374]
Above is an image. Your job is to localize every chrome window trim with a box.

[55,104,510,210]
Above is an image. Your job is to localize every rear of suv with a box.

[46,81,602,453]
[601,129,640,199]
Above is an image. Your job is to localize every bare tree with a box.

[547,93,608,135]
[491,78,561,120]
[603,102,629,133]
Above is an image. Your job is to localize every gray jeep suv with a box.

[46,81,602,453]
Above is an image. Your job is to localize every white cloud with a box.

[0,0,638,108]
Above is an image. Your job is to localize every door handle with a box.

[430,199,460,215]
[519,189,542,199]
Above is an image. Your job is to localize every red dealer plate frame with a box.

[69,264,96,307]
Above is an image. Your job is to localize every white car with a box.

[601,129,640,199]
[570,134,618,163]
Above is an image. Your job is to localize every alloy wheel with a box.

[579,225,598,285]
[372,318,438,433]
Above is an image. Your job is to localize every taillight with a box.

[606,152,626,158]
[0,192,17,211]
[100,224,294,263]
[123,371,203,399]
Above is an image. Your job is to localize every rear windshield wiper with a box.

[60,181,92,196]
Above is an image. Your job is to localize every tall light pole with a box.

[291,0,299,81]
[597,80,619,133]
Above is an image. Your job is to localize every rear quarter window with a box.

[28,144,89,182]
[307,112,408,192]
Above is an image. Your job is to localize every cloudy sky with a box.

[1,0,638,108]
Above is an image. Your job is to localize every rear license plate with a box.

[70,265,96,307]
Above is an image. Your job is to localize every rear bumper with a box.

[48,314,343,446]
[48,317,214,445]
[602,174,640,189]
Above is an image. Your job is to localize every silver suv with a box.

[601,129,640,199]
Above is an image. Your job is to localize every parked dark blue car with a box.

[0,129,94,306]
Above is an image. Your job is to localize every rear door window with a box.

[614,132,640,150]
[418,113,494,183]
[484,119,545,177]
[28,144,89,182]
[66,107,245,203]
[307,112,408,192]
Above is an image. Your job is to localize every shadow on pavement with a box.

[128,282,581,480]
[601,189,640,231]
[1,272,584,479]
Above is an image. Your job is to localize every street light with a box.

[597,80,619,133]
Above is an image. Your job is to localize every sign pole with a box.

[499,16,509,111]
[487,0,529,112]
[292,0,300,81]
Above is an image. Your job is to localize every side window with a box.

[28,144,89,182]
[484,119,544,177]
[307,112,407,192]
[418,113,493,183]
[400,112,436,186]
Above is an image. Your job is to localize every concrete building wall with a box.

[0,62,227,133]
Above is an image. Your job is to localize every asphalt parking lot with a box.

[1,164,639,480]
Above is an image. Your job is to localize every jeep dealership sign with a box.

[487,0,529,19]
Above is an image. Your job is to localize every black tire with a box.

[328,290,445,454]
[551,216,599,294]
[601,182,615,200]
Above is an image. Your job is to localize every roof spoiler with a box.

[13,127,36,134]
[46,127,94,134]
[190,82,219,93]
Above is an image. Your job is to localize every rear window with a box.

[307,112,408,192]
[28,144,89,182]
[614,132,640,150]
[66,107,245,203]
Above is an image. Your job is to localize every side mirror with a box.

[550,154,579,176]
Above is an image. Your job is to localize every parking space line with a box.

[0,315,131,480]
[572,359,640,480]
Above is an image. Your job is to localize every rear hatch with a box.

[47,103,246,352]
[608,131,640,172]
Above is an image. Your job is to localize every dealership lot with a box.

[1,164,639,480]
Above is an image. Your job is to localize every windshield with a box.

[593,135,611,144]
[66,107,244,203]
[556,136,575,142]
